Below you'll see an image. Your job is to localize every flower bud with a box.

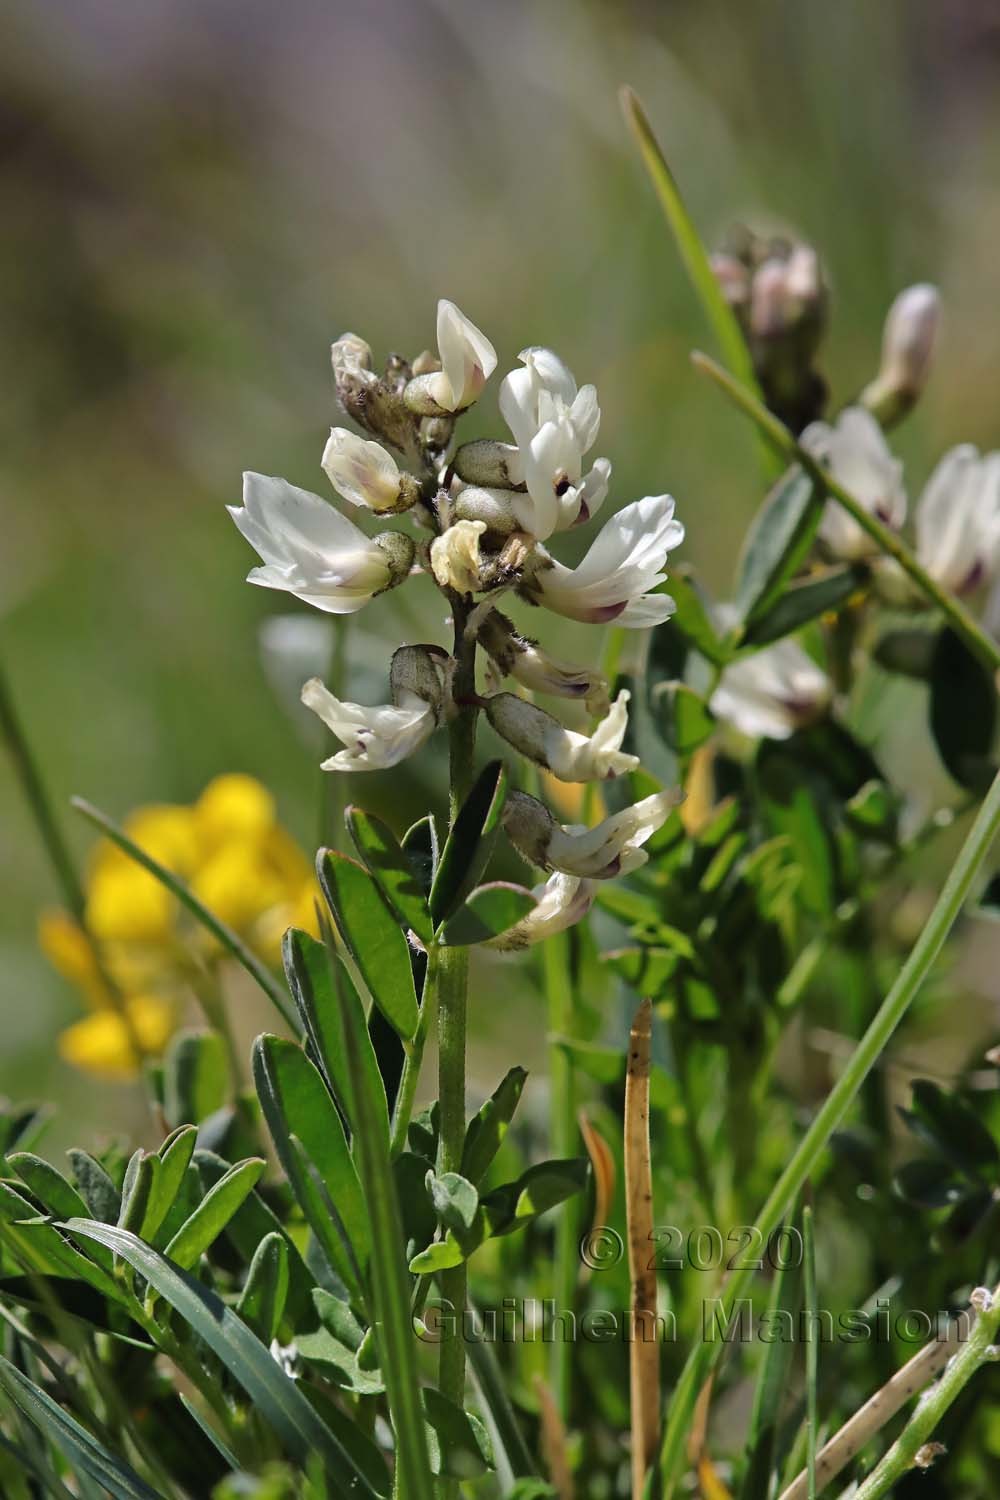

[453,440,522,489]
[453,485,520,536]
[430,519,486,595]
[710,252,751,311]
[485,690,637,782]
[373,530,416,590]
[478,613,610,713]
[501,790,557,868]
[862,284,941,426]
[321,428,419,513]
[389,644,447,714]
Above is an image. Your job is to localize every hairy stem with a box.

[658,760,1000,1497]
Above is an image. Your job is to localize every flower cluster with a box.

[230,300,687,945]
[40,775,317,1076]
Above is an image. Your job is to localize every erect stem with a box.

[658,759,1000,1498]
[545,927,578,1419]
[436,595,478,1485]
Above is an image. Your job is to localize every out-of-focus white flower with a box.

[486,871,596,950]
[868,284,941,412]
[915,445,1000,597]
[802,407,907,561]
[486,690,637,782]
[478,613,610,714]
[405,300,497,414]
[229,474,405,614]
[523,494,684,626]
[321,428,413,513]
[430,520,486,594]
[503,788,679,878]
[301,679,436,771]
[499,347,610,539]
[710,637,831,741]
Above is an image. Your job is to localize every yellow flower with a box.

[195,774,276,850]
[58,995,176,1080]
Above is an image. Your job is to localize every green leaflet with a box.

[317,850,420,1041]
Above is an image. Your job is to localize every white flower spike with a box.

[801,407,907,561]
[486,690,638,782]
[486,871,597,950]
[915,445,1000,597]
[229,473,401,614]
[301,679,436,772]
[321,428,413,513]
[710,637,831,741]
[523,494,684,626]
[503,789,680,879]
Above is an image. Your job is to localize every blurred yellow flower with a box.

[39,773,318,1079]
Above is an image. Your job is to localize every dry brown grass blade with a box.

[626,997,659,1499]
[578,1109,615,1285]
[534,1373,574,1500]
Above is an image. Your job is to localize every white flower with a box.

[229,473,395,614]
[486,691,637,782]
[430,520,486,595]
[486,871,597,950]
[802,407,907,561]
[321,429,406,513]
[301,678,436,771]
[710,638,831,741]
[405,300,497,414]
[499,347,609,539]
[523,494,684,627]
[477,614,610,714]
[915,445,1000,596]
[503,789,679,878]
[874,284,941,404]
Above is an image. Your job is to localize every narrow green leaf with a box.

[282,928,389,1144]
[423,1387,494,1479]
[347,806,434,944]
[163,1030,231,1128]
[619,86,761,403]
[665,566,730,666]
[929,627,998,792]
[0,1355,161,1500]
[318,851,419,1041]
[466,1317,537,1482]
[462,1067,528,1184]
[429,760,507,926]
[735,468,822,625]
[237,1231,289,1343]
[439,882,536,946]
[739,1221,801,1500]
[330,934,436,1500]
[165,1156,265,1270]
[742,565,866,647]
[401,814,439,897]
[71,797,298,1031]
[117,1151,158,1236]
[656,682,715,756]
[409,1159,589,1274]
[0,1184,121,1302]
[7,1154,98,1229]
[66,1150,121,1223]
[252,1034,368,1296]
[60,1219,378,1495]
[803,1207,818,1500]
[873,626,937,679]
[427,1171,479,1234]
[144,1125,198,1244]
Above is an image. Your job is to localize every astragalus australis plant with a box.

[10,88,1000,1500]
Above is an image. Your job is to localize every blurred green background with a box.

[3,0,1000,1139]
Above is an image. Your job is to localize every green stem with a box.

[658,760,1000,1497]
[692,352,1000,676]
[390,948,439,1157]
[544,928,577,1418]
[852,1286,1000,1500]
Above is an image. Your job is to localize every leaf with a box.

[7,1153,97,1228]
[71,798,298,1030]
[874,626,938,679]
[465,1318,537,1482]
[893,1158,968,1210]
[401,814,439,897]
[252,1035,368,1297]
[462,1067,528,1184]
[844,780,901,846]
[66,1150,121,1223]
[901,1079,1000,1176]
[929,626,998,791]
[318,851,419,1041]
[742,565,866,647]
[163,1030,231,1129]
[439,882,536,946]
[409,1160,589,1274]
[427,1171,479,1235]
[144,1124,198,1244]
[282,928,389,1144]
[60,1220,379,1495]
[423,1387,494,1479]
[346,806,434,944]
[666,566,729,666]
[164,1156,265,1270]
[429,760,507,926]
[0,1185,120,1302]
[0,1355,161,1500]
[656,683,715,757]
[117,1150,158,1236]
[331,940,436,1500]
[734,468,822,626]
[237,1231,290,1343]
[739,1221,801,1500]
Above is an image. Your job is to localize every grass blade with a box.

[803,1206,818,1500]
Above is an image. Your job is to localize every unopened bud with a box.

[710,253,751,312]
[389,645,447,715]
[453,440,522,489]
[321,428,419,514]
[862,284,941,427]
[478,613,610,714]
[501,789,556,868]
[430,519,486,595]
[454,485,520,536]
[373,531,416,590]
